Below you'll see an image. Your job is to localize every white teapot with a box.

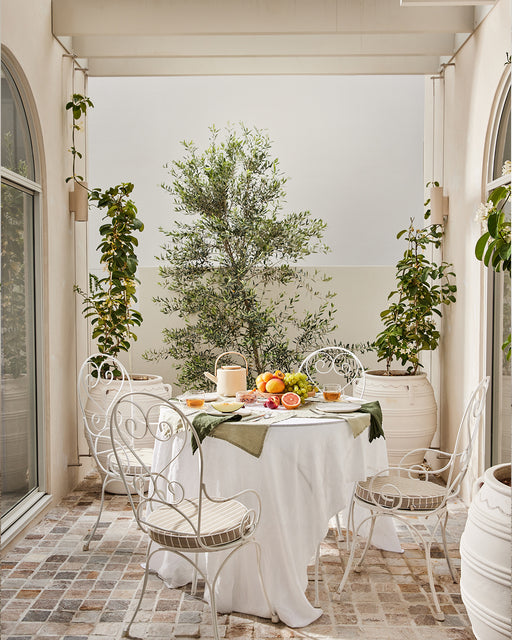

[204,351,248,397]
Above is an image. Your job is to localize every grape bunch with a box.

[283,371,316,403]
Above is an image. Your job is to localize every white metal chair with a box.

[335,376,490,621]
[109,391,278,640]
[300,346,366,547]
[298,346,366,398]
[77,353,153,551]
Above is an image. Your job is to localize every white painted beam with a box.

[70,32,455,59]
[85,54,442,76]
[401,0,493,5]
[52,0,475,35]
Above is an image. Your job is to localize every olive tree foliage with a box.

[145,125,337,389]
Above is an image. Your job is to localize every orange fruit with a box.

[261,371,274,383]
[273,370,285,379]
[256,380,267,393]
[282,392,301,410]
[265,377,285,394]
[255,373,264,387]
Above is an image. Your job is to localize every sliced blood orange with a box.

[281,392,301,410]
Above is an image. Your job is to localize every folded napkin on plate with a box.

[359,401,385,442]
[191,412,270,458]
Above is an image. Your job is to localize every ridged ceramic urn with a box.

[85,374,172,493]
[353,371,437,467]
[460,463,511,640]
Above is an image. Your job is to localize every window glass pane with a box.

[1,64,34,180]
[0,183,38,516]
[492,88,511,180]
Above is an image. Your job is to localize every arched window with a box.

[486,80,511,466]
[1,58,44,528]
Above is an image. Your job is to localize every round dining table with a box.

[149,408,400,628]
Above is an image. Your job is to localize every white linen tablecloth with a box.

[149,412,400,628]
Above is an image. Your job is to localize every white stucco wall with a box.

[86,74,424,389]
[2,0,88,522]
[440,0,510,497]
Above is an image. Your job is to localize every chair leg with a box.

[314,542,321,607]
[440,512,458,583]
[83,475,108,551]
[253,541,279,623]
[337,499,359,597]
[335,513,343,542]
[423,539,445,622]
[204,578,221,640]
[354,513,376,573]
[191,554,199,596]
[123,543,153,637]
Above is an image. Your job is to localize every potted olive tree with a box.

[145,123,337,390]
[354,194,457,466]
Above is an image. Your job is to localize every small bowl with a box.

[236,390,258,405]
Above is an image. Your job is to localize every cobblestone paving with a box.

[1,473,476,639]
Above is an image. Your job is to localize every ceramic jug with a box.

[204,351,248,396]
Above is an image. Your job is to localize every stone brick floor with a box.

[1,473,476,640]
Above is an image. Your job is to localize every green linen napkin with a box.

[210,422,269,458]
[191,412,242,453]
[358,401,385,442]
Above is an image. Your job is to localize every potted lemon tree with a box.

[354,197,457,466]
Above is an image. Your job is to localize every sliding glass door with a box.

[1,61,41,519]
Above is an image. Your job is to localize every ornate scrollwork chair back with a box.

[299,347,366,398]
[336,376,490,622]
[77,353,135,550]
[109,391,278,640]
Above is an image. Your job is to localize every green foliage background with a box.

[145,124,337,389]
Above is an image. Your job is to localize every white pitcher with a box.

[204,351,248,397]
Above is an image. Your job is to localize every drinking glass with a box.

[322,383,342,402]
[184,391,205,409]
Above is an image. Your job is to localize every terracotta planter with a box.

[85,373,172,494]
[460,463,511,640]
[353,371,436,467]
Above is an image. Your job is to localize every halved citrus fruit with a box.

[281,392,301,410]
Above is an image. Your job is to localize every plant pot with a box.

[85,373,172,494]
[353,371,436,467]
[460,463,511,640]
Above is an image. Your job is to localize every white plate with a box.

[207,407,252,417]
[315,402,362,413]
[177,392,219,403]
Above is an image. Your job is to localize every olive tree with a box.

[145,124,337,388]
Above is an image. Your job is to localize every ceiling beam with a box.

[52,0,475,36]
[85,55,443,77]
[70,33,456,59]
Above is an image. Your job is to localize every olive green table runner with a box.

[189,400,384,458]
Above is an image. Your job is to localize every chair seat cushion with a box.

[355,475,446,511]
[109,447,153,476]
[146,499,250,550]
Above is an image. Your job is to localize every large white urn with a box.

[353,371,436,467]
[460,463,511,640]
[85,373,172,494]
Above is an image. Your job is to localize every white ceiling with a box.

[51,0,496,77]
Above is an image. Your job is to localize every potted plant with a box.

[354,192,457,466]
[460,162,511,640]
[67,95,171,491]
